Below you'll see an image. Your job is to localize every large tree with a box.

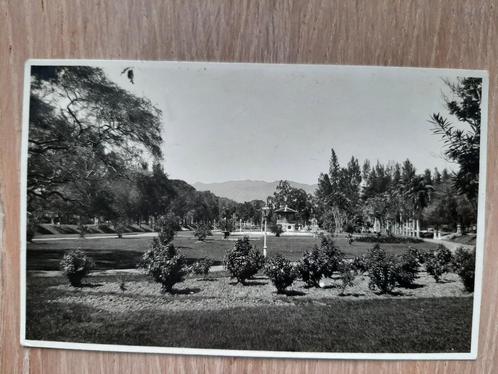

[316,149,362,233]
[429,77,482,211]
[28,66,163,220]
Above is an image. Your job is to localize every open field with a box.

[27,232,441,270]
[26,272,473,352]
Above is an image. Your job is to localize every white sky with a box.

[102,62,475,185]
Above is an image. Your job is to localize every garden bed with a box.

[26,271,473,353]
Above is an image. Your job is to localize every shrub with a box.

[320,235,344,277]
[264,254,298,293]
[338,260,356,295]
[297,245,329,288]
[158,227,175,245]
[365,244,397,294]
[270,223,283,237]
[191,258,215,277]
[343,223,355,234]
[220,219,234,233]
[425,245,453,282]
[351,255,368,274]
[224,236,264,284]
[139,240,187,293]
[194,224,212,241]
[113,220,127,239]
[453,247,476,292]
[155,215,178,245]
[356,235,423,244]
[78,224,88,238]
[60,250,94,287]
[394,248,420,288]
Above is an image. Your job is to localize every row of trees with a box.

[29,67,480,237]
[28,66,265,232]
[314,77,481,236]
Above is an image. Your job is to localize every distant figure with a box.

[224,231,230,239]
[347,233,354,245]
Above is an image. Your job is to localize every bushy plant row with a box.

[59,232,476,296]
[355,235,423,244]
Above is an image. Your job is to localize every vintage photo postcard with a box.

[20,60,488,359]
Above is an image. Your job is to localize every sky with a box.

[102,62,473,185]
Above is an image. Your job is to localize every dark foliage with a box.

[425,245,454,282]
[356,235,423,244]
[60,250,94,287]
[453,247,476,292]
[191,258,215,276]
[224,237,264,284]
[264,254,298,293]
[139,240,187,293]
[365,244,398,294]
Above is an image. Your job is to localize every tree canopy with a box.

[28,66,163,219]
[429,77,482,210]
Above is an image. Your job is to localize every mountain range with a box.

[193,180,317,203]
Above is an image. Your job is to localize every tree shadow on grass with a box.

[195,278,217,282]
[171,287,201,295]
[321,284,338,290]
[338,292,365,297]
[281,289,306,297]
[177,245,193,250]
[250,276,268,281]
[78,283,104,288]
[229,281,268,286]
[401,283,425,289]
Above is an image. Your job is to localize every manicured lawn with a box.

[26,273,473,353]
[27,233,440,270]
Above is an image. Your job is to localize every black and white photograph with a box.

[21,60,488,359]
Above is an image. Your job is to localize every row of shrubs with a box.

[60,231,476,296]
[355,235,423,244]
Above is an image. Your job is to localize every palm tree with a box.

[403,175,433,237]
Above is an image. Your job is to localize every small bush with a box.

[158,227,175,245]
[351,255,368,274]
[365,244,397,294]
[297,246,329,288]
[425,245,453,282]
[356,235,423,244]
[139,240,187,293]
[78,224,88,238]
[194,225,212,241]
[270,223,283,237]
[155,215,178,244]
[113,220,127,238]
[344,223,355,234]
[191,258,215,276]
[320,235,344,277]
[453,247,476,292]
[224,236,264,284]
[60,250,94,287]
[264,254,297,293]
[338,260,356,295]
[394,248,420,288]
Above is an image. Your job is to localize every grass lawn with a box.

[26,272,473,353]
[27,233,440,270]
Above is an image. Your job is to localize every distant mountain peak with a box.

[192,180,317,203]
